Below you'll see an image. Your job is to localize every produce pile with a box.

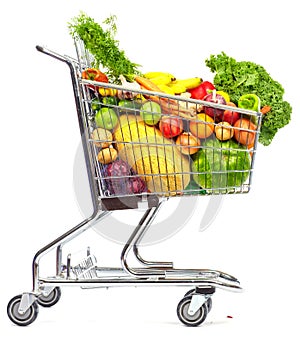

[68,13,292,197]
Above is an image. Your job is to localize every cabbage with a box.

[103,159,147,196]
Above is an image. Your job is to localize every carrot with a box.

[261,105,271,114]
[135,75,195,119]
[134,75,164,93]
[247,142,255,158]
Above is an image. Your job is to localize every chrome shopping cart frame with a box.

[7,42,262,327]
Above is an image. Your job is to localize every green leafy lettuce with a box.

[205,52,292,146]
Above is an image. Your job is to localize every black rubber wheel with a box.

[206,297,212,313]
[184,289,195,297]
[37,287,61,308]
[7,295,39,326]
[183,289,213,313]
[177,295,208,327]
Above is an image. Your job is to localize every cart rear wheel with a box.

[37,287,61,308]
[177,295,208,327]
[7,295,39,326]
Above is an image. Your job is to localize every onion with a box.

[233,118,257,146]
[175,132,201,155]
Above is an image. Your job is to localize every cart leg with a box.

[56,245,63,276]
[32,210,110,293]
[131,200,173,269]
[121,202,173,277]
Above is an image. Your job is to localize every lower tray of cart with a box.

[40,260,242,292]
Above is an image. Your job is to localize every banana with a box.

[149,75,174,86]
[167,81,187,94]
[175,77,202,90]
[157,84,175,95]
[143,71,176,80]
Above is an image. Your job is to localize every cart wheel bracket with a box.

[187,294,209,316]
[40,286,55,297]
[195,286,216,295]
[18,293,37,315]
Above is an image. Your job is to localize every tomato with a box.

[188,81,215,100]
[222,101,240,124]
[159,116,183,138]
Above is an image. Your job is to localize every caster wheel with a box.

[184,289,195,297]
[184,289,213,313]
[206,297,212,313]
[177,295,208,327]
[37,287,61,308]
[7,295,39,326]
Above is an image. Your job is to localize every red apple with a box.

[159,116,183,138]
[221,102,240,124]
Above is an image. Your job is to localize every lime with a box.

[91,98,101,111]
[102,96,118,106]
[95,107,118,130]
[140,101,162,126]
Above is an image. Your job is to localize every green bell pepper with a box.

[238,94,260,111]
[238,94,260,125]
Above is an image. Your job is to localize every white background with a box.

[1,0,299,342]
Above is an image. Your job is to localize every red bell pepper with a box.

[82,68,109,83]
[189,81,215,100]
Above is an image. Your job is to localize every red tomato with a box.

[188,81,215,100]
[159,116,183,139]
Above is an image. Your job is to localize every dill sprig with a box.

[68,13,142,83]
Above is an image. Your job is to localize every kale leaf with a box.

[205,52,292,146]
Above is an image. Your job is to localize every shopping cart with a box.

[7,39,262,327]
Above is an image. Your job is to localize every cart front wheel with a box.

[177,296,208,327]
[37,287,61,308]
[7,295,39,326]
[183,289,213,313]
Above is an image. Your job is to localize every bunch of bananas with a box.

[143,71,202,95]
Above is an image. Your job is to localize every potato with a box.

[91,128,113,148]
[97,147,118,164]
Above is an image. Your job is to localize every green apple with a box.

[95,107,118,130]
[140,101,162,126]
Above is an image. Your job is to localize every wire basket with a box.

[74,39,261,203]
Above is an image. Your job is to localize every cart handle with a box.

[36,45,75,64]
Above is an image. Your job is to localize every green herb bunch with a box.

[69,13,142,83]
[205,52,292,146]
